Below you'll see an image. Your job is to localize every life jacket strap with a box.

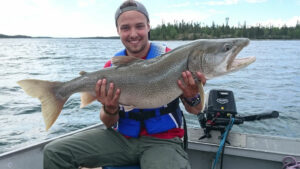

[119,99,179,121]
[119,108,172,121]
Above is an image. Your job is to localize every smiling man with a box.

[116,5,150,57]
[43,1,206,169]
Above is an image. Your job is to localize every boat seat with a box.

[102,165,141,169]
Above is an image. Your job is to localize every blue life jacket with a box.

[113,43,183,137]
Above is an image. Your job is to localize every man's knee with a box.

[43,140,76,169]
[43,140,63,156]
[44,141,56,158]
[43,141,62,164]
[140,146,190,169]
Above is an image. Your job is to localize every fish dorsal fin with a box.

[79,71,87,76]
[111,56,144,67]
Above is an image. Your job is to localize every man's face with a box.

[117,10,150,56]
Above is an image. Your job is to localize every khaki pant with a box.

[44,128,191,169]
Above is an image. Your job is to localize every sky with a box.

[0,0,299,37]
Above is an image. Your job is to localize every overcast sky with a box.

[0,0,299,37]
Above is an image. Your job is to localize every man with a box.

[44,1,206,169]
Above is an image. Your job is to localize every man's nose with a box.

[129,28,138,38]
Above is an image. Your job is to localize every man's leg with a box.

[139,137,191,169]
[44,128,139,169]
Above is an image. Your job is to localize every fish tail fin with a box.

[80,92,96,108]
[17,79,68,130]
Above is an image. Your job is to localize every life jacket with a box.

[112,43,183,137]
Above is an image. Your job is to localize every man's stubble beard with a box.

[126,40,147,55]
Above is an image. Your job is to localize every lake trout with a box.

[18,38,255,130]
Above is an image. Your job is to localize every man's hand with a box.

[95,79,121,128]
[177,71,206,115]
[95,79,121,114]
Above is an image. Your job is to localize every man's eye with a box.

[136,25,145,29]
[121,26,129,30]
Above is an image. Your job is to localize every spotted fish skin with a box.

[18,38,255,130]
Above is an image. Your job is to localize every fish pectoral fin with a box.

[120,105,135,112]
[111,56,144,67]
[80,92,96,108]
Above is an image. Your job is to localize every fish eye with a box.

[223,44,233,52]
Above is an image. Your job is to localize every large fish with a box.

[18,38,255,130]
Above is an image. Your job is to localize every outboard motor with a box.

[198,89,279,139]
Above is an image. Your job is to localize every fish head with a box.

[187,38,256,79]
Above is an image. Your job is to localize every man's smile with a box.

[128,39,141,45]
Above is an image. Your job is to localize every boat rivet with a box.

[7,162,13,168]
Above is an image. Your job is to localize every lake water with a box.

[0,38,299,154]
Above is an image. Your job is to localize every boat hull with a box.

[1,124,299,169]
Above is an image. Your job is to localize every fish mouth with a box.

[227,39,255,72]
[229,56,256,72]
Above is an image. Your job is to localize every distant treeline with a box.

[150,20,300,40]
[77,36,119,39]
[0,34,32,38]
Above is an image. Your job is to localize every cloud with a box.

[151,10,223,27]
[245,0,266,3]
[77,0,96,8]
[254,16,300,27]
[245,0,267,3]
[0,0,61,35]
[170,2,191,8]
[196,0,267,6]
[197,0,239,6]
[0,0,116,37]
